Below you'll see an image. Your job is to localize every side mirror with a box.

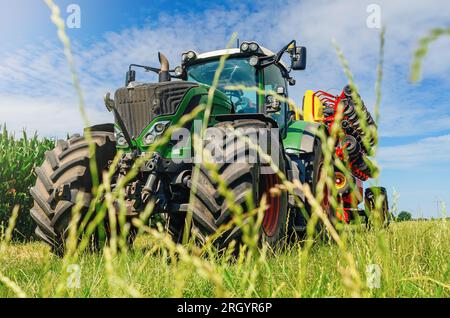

[291,46,307,70]
[125,70,136,86]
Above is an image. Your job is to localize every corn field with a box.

[0,125,53,240]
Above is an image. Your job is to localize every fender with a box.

[214,113,279,128]
[285,155,305,202]
[84,123,115,133]
[283,120,327,155]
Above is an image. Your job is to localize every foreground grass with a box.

[0,220,448,298]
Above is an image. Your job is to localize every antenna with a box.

[236,38,240,48]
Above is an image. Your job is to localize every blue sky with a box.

[0,0,449,218]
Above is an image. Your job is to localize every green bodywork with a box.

[283,120,322,155]
[115,84,232,159]
[115,56,321,160]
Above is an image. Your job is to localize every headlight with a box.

[249,42,259,52]
[174,66,183,77]
[154,123,166,133]
[142,121,170,146]
[240,41,260,53]
[143,133,155,145]
[187,51,196,59]
[181,51,197,65]
[114,126,128,147]
[117,135,128,147]
[249,55,259,67]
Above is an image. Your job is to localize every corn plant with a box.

[0,125,53,240]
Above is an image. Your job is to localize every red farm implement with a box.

[301,85,388,225]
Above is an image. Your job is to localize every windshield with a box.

[187,57,258,114]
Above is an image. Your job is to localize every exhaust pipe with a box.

[158,52,171,82]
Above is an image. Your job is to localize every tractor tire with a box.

[171,119,289,249]
[364,186,389,228]
[30,124,117,255]
[302,138,335,232]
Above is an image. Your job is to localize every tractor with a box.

[29,40,389,254]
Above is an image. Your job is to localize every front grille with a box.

[114,82,198,138]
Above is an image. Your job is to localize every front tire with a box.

[30,125,117,255]
[170,119,289,249]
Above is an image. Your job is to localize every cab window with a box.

[263,64,287,129]
[187,58,258,114]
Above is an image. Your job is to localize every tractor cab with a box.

[177,41,307,131]
[114,40,307,138]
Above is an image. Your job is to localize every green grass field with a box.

[1,124,448,298]
[0,220,448,298]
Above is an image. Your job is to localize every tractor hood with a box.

[114,81,198,139]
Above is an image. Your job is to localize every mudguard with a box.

[283,120,326,155]
[84,123,115,133]
[214,113,279,128]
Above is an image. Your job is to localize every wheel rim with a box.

[318,164,331,216]
[335,171,347,194]
[262,174,281,237]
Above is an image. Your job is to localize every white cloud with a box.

[0,94,111,138]
[0,0,450,138]
[378,134,450,169]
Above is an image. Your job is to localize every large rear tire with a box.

[30,124,117,255]
[170,119,289,249]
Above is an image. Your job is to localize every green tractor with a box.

[30,40,388,254]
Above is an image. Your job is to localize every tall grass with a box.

[0,220,448,297]
[0,1,448,298]
[410,27,450,82]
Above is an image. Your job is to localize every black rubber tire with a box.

[30,125,117,255]
[302,138,335,233]
[364,186,389,228]
[170,119,289,249]
[164,212,206,245]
